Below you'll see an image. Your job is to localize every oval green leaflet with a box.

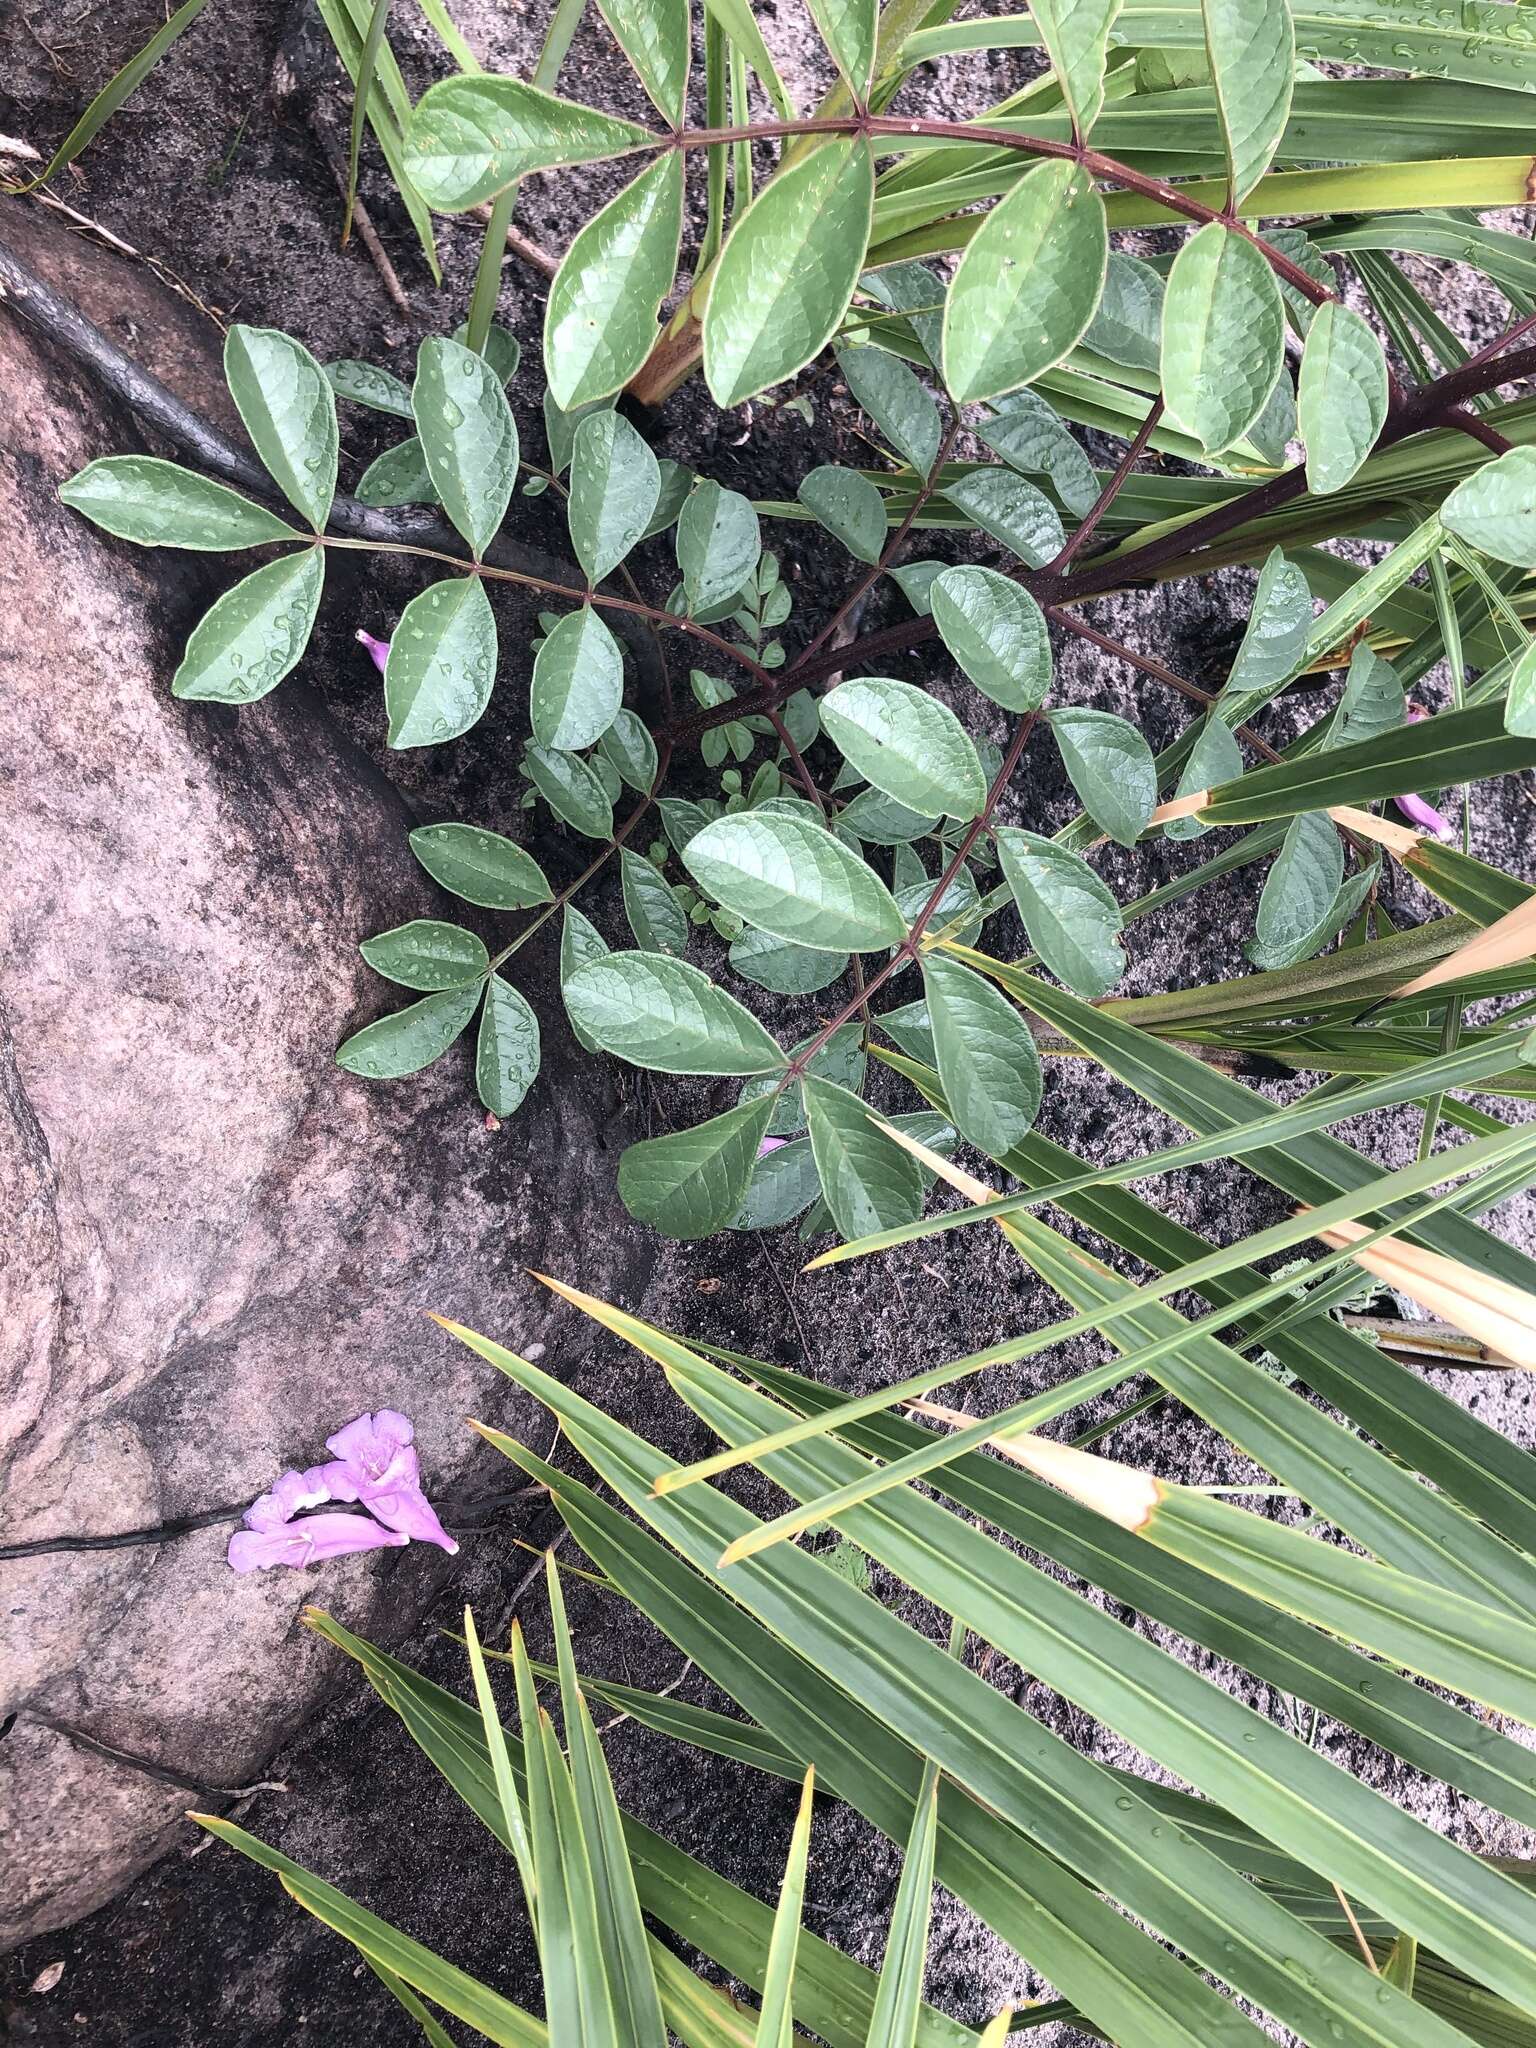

[563,951,786,1074]
[569,411,662,585]
[728,926,849,996]
[835,346,942,476]
[994,827,1126,998]
[922,951,1043,1161]
[1046,707,1157,846]
[325,359,415,417]
[58,457,300,550]
[821,677,986,820]
[931,566,1052,713]
[1506,641,1536,738]
[683,811,908,953]
[1297,302,1389,497]
[402,74,655,211]
[477,974,542,1116]
[599,708,660,793]
[703,139,876,409]
[544,153,685,410]
[807,0,876,96]
[618,1094,777,1239]
[803,1074,926,1240]
[335,984,480,1079]
[385,576,498,748]
[412,336,519,559]
[978,392,1100,519]
[531,606,623,751]
[523,744,615,839]
[360,918,489,991]
[798,466,888,565]
[561,903,610,1053]
[1247,810,1347,970]
[942,468,1066,567]
[1164,716,1244,841]
[676,479,761,615]
[224,325,338,533]
[1202,0,1295,208]
[1161,223,1285,455]
[171,548,324,703]
[408,823,552,909]
[943,163,1108,406]
[596,0,690,123]
[356,436,439,509]
[1084,250,1163,370]
[621,848,690,955]
[1223,547,1312,706]
[1026,0,1125,139]
[1442,446,1536,568]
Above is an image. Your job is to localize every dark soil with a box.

[4,4,1535,2043]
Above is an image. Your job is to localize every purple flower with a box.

[1394,706,1457,842]
[320,1409,459,1555]
[356,629,391,676]
[757,1135,789,1156]
[227,1465,407,1574]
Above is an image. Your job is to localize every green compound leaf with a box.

[531,605,623,751]
[1164,716,1244,841]
[835,346,941,475]
[821,677,986,821]
[355,436,438,509]
[1297,302,1389,496]
[922,952,1043,1161]
[1027,0,1125,138]
[561,903,610,1052]
[941,468,1066,567]
[1046,708,1157,847]
[171,549,324,703]
[994,827,1126,998]
[619,1095,776,1239]
[59,457,300,550]
[523,744,615,838]
[797,466,888,564]
[1247,811,1345,970]
[807,0,876,95]
[408,823,552,909]
[224,325,338,533]
[1442,446,1536,567]
[360,918,489,991]
[563,951,786,1075]
[569,411,662,585]
[384,576,497,748]
[931,566,1052,713]
[978,392,1099,519]
[676,480,762,614]
[335,985,480,1079]
[597,0,690,122]
[403,73,655,211]
[600,708,660,792]
[476,974,541,1116]
[325,359,415,417]
[1161,224,1285,455]
[942,163,1107,405]
[1203,0,1295,207]
[544,153,685,410]
[412,336,519,558]
[803,1075,925,1240]
[683,812,908,953]
[621,848,690,955]
[1223,547,1312,704]
[703,139,875,409]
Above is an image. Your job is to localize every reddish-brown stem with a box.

[782,711,1039,1082]
[1046,398,1165,574]
[1461,307,1536,375]
[1048,610,1283,763]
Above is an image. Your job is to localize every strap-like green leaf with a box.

[754,1766,816,2048]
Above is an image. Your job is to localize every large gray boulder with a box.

[0,212,643,1948]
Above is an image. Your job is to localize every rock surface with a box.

[0,208,648,1949]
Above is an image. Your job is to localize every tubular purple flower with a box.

[321,1409,459,1555]
[1394,706,1457,842]
[356,629,391,676]
[228,1464,407,1573]
[757,1135,789,1156]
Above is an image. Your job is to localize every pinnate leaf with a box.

[978,393,1099,519]
[1027,0,1124,137]
[807,0,876,94]
[943,163,1107,405]
[676,480,761,614]
[1223,547,1312,704]
[683,812,907,953]
[597,0,690,122]
[803,1075,925,1240]
[621,848,690,955]
[942,468,1066,566]
[1164,716,1243,841]
[172,549,324,703]
[703,140,875,409]
[563,952,785,1074]
[1203,0,1295,206]
[561,904,610,1052]
[385,577,497,748]
[523,744,615,838]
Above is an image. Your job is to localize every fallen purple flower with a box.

[227,1465,406,1574]
[1393,705,1457,841]
[356,629,391,676]
[321,1409,459,1555]
[757,1135,789,1156]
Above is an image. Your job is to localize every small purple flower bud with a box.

[1394,705,1457,841]
[356,629,391,676]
